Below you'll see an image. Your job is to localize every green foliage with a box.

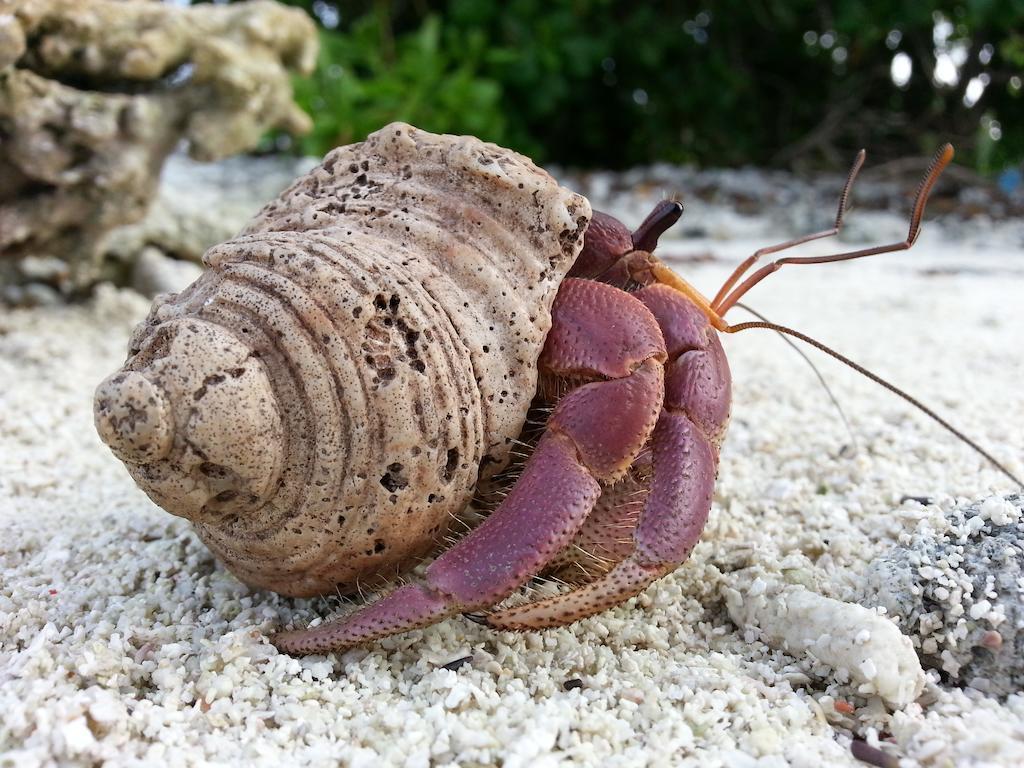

[291,12,507,154]
[279,1,1024,172]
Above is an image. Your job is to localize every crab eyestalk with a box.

[567,200,683,282]
[631,200,683,252]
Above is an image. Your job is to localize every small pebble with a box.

[981,631,1003,649]
[899,495,933,505]
[851,739,899,768]
[439,655,473,672]
[562,678,584,691]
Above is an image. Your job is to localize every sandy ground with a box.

[2,202,1023,766]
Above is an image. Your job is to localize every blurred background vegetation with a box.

[254,1,1024,173]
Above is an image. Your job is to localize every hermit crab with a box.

[95,123,1013,655]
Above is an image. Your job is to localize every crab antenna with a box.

[735,302,858,452]
[632,200,684,252]
[723,319,1023,488]
[711,149,867,309]
[713,144,955,316]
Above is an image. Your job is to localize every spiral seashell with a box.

[94,123,591,597]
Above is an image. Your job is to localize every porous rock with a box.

[0,0,317,290]
[856,494,1024,697]
[105,152,320,267]
[130,246,203,299]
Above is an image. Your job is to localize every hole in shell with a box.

[442,448,459,482]
[380,463,408,492]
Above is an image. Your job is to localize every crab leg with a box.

[485,284,729,630]
[544,469,647,583]
[273,280,667,654]
[484,411,716,629]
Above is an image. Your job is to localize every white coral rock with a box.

[725,578,924,707]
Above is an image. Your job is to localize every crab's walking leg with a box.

[273,279,667,654]
[544,469,647,583]
[485,284,730,630]
[484,412,715,629]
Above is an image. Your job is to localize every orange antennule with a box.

[649,263,730,331]
[712,144,954,317]
[710,148,867,310]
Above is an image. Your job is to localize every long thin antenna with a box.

[724,319,1023,487]
[735,302,857,453]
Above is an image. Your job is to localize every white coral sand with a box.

[2,197,1023,766]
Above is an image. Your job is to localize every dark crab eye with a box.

[567,210,633,279]
[631,200,684,253]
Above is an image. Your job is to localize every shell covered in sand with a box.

[94,123,590,597]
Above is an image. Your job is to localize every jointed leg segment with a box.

[484,408,717,631]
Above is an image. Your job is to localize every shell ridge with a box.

[288,230,486,475]
[220,265,350,523]
[217,239,486,593]
[201,279,325,525]
[191,296,308,523]
[196,280,363,588]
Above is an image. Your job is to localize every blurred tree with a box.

[268,1,1024,171]
[291,9,508,152]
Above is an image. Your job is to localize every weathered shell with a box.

[94,123,591,597]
